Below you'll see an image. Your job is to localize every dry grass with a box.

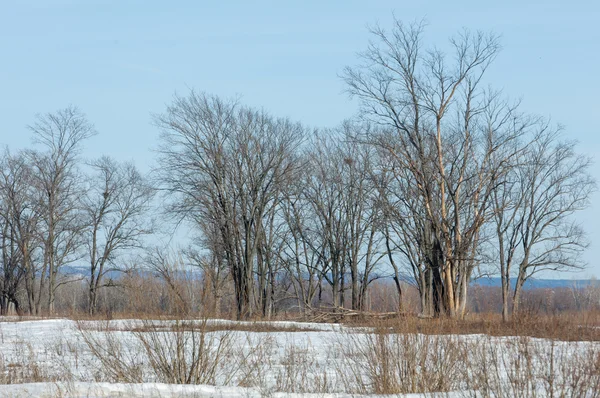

[462,336,600,397]
[79,321,322,334]
[273,340,332,394]
[0,337,72,385]
[58,304,600,342]
[2,314,600,396]
[78,318,238,385]
[342,311,600,341]
[330,327,600,397]
[133,320,235,385]
[7,273,600,395]
[334,331,468,394]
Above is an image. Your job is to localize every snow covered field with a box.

[0,318,599,397]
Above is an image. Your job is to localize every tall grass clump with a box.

[79,318,236,385]
[335,329,468,394]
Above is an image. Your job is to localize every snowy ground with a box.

[0,318,597,397]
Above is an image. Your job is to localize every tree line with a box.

[0,19,595,320]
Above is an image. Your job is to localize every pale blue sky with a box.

[1,1,598,277]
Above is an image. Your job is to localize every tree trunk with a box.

[513,274,525,315]
[393,275,403,313]
[89,287,97,316]
[351,258,359,311]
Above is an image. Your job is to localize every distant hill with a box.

[471,276,599,290]
[60,265,130,280]
[60,265,202,280]
[60,265,598,291]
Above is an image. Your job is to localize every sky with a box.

[0,0,599,277]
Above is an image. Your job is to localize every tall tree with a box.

[303,132,349,309]
[0,149,41,315]
[491,127,595,319]
[343,19,527,317]
[28,106,96,314]
[155,91,304,319]
[82,157,155,315]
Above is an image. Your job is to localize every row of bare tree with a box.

[340,20,595,319]
[154,20,594,320]
[0,107,155,315]
[0,19,594,320]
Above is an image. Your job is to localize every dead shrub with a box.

[336,329,468,394]
[463,336,600,398]
[274,339,332,393]
[234,332,276,390]
[78,318,236,385]
[78,320,145,383]
[134,319,235,384]
[0,339,53,384]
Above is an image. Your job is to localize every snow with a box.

[0,382,466,397]
[0,317,596,397]
[0,318,351,397]
[78,318,345,332]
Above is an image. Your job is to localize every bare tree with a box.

[297,126,387,312]
[82,157,155,315]
[492,127,595,318]
[146,248,198,316]
[28,105,96,314]
[339,125,386,311]
[342,19,529,317]
[184,240,230,317]
[302,132,350,310]
[0,149,42,314]
[375,154,432,314]
[155,91,304,319]
[278,157,328,314]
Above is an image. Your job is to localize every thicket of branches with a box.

[0,19,595,320]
